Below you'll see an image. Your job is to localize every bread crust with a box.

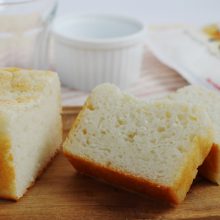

[0,134,16,200]
[0,68,62,201]
[64,132,212,205]
[0,67,58,106]
[165,85,220,185]
[63,94,214,204]
[199,143,220,184]
[65,153,179,204]
[170,135,213,203]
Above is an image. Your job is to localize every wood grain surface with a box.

[0,107,220,220]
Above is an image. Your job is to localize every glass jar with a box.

[0,0,57,69]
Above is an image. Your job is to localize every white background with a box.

[57,0,220,25]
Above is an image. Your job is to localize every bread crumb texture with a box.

[0,67,62,200]
[166,85,220,184]
[64,83,213,204]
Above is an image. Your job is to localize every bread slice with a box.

[0,68,62,200]
[63,83,213,204]
[165,85,220,184]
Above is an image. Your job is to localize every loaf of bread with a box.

[0,68,62,200]
[63,83,213,204]
[165,85,220,184]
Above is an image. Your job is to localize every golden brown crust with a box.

[171,135,213,202]
[63,96,214,204]
[65,153,180,204]
[0,68,62,201]
[0,134,16,199]
[0,68,58,105]
[199,143,220,184]
[65,133,212,205]
[0,112,16,199]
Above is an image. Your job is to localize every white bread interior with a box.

[63,83,213,204]
[165,85,220,184]
[0,68,62,200]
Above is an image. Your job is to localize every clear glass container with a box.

[0,0,57,69]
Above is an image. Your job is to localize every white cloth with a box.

[147,25,220,90]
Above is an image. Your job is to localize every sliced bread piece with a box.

[165,85,220,184]
[63,83,213,204]
[0,68,62,200]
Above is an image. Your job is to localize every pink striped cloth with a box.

[61,48,188,106]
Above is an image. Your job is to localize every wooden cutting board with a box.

[0,106,220,220]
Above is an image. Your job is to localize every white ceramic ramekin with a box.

[52,14,146,91]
